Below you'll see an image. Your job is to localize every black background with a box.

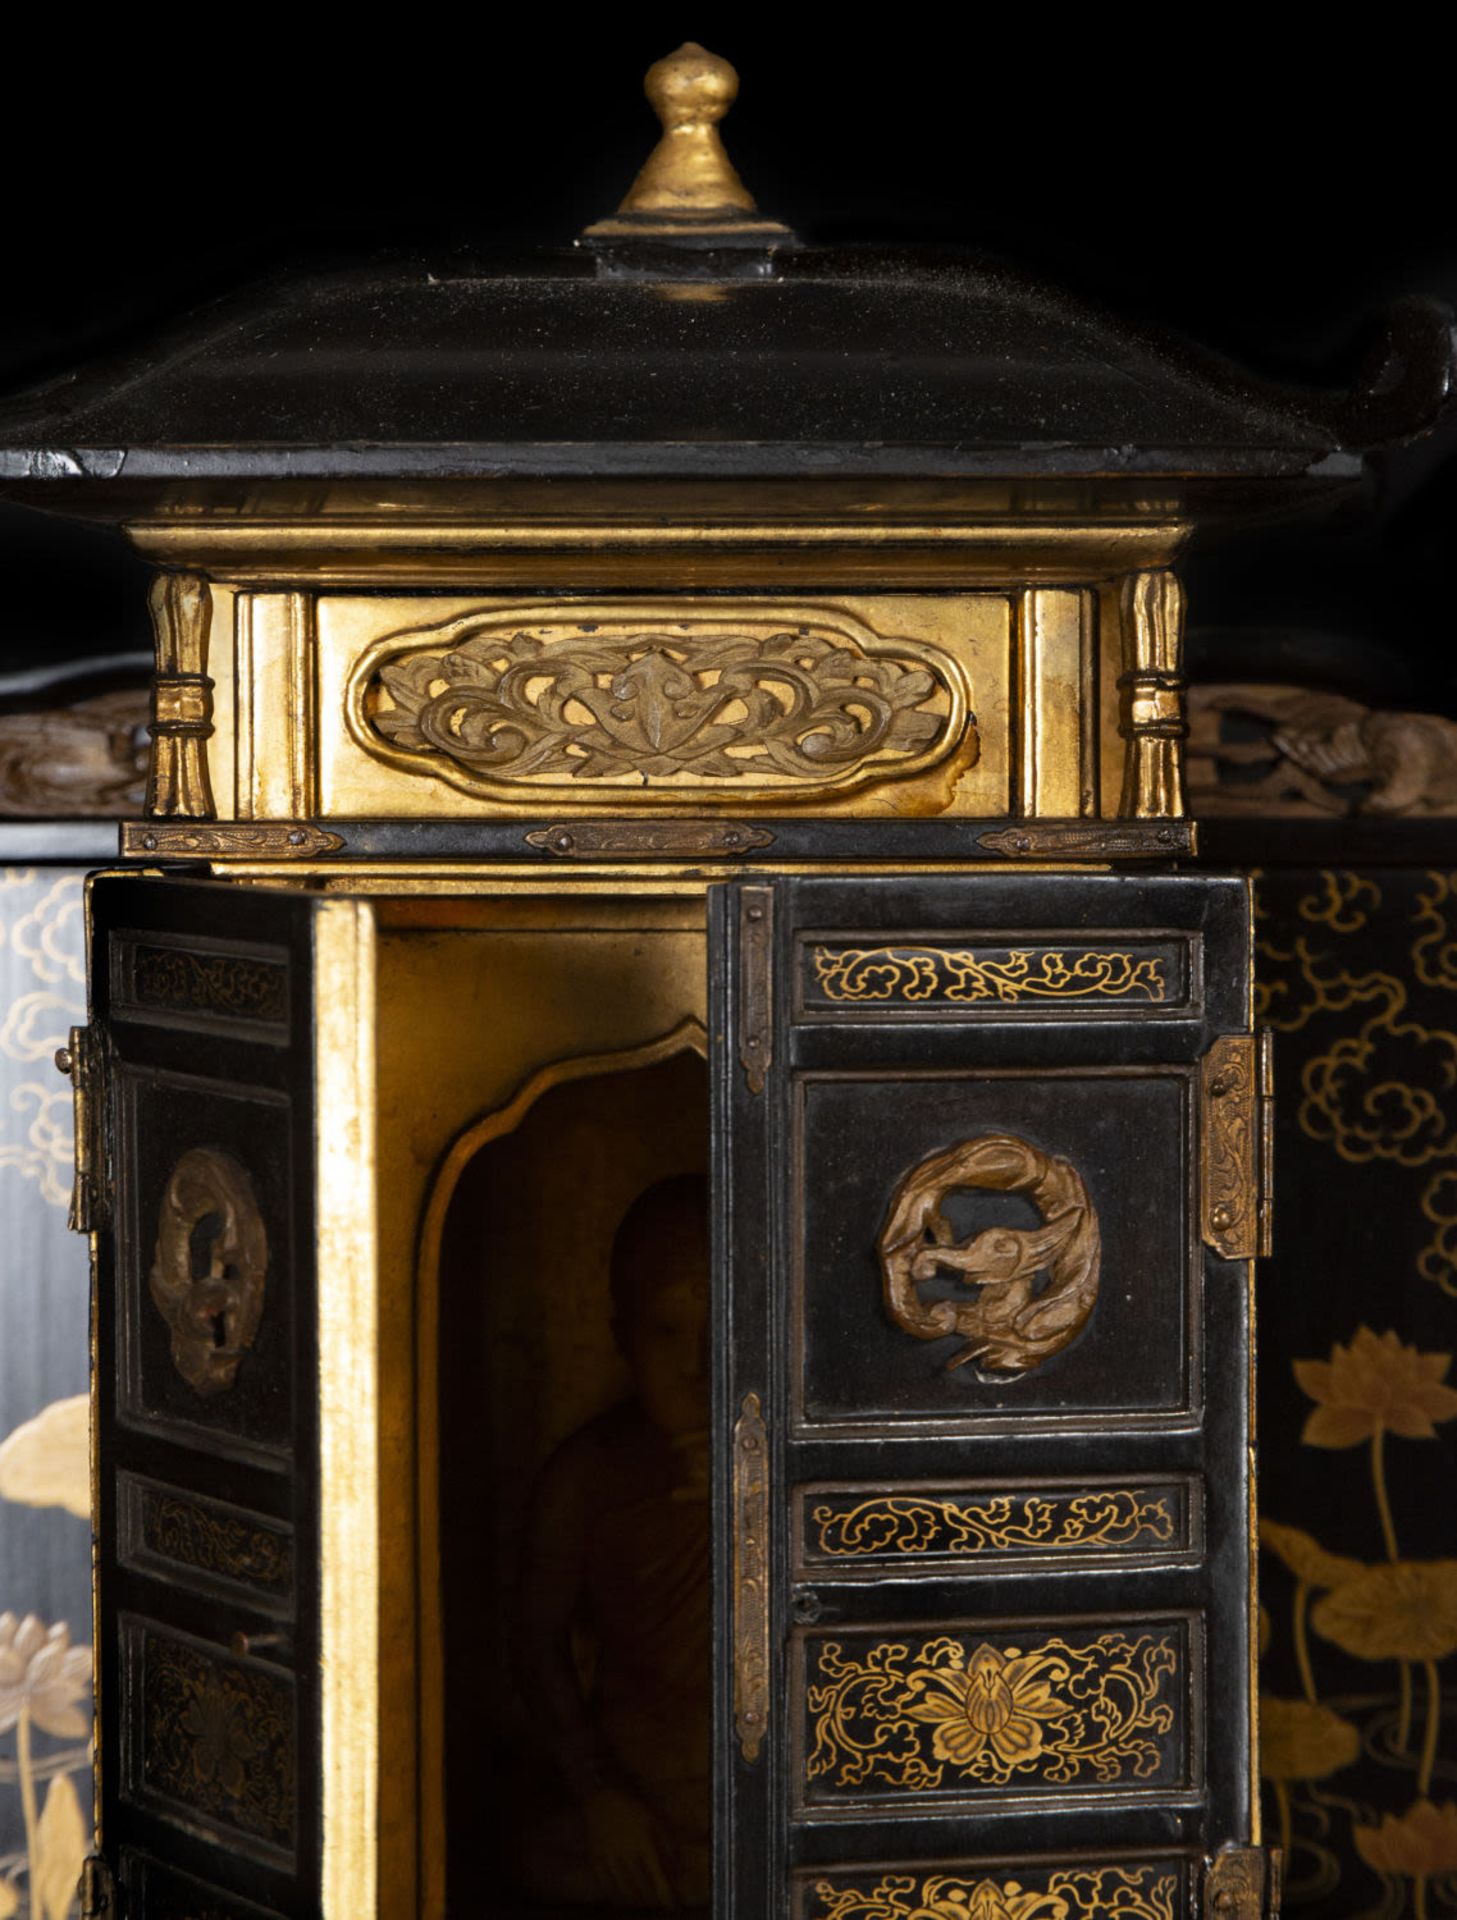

[3,20,1452,699]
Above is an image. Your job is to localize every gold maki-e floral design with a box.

[806,1865,1179,1920]
[804,1631,1181,1796]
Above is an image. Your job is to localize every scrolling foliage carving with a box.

[878,1134,1100,1375]
[363,614,959,802]
[149,1148,268,1395]
[805,1630,1180,1794]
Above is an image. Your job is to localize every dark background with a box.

[3,20,1452,702]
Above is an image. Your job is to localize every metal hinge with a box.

[738,886,774,1095]
[1199,1030,1274,1261]
[1204,1843,1281,1920]
[55,1025,108,1234]
[80,1855,116,1920]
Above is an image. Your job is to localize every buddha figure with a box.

[514,1174,712,1911]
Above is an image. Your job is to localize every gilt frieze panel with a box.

[345,601,973,812]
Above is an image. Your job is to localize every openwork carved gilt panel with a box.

[799,1863,1184,1920]
[800,1623,1188,1803]
[352,605,968,807]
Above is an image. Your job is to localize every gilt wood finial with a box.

[584,41,791,243]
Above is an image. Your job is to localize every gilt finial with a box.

[584,42,791,244]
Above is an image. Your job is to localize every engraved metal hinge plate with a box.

[738,885,774,1095]
[1200,1032,1274,1261]
[56,1025,108,1234]
[1204,1843,1281,1920]
[80,1855,116,1920]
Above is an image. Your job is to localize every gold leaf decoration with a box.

[0,1395,89,1520]
[805,1631,1179,1794]
[33,1770,86,1920]
[368,622,954,796]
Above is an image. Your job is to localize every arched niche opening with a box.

[421,1024,711,1918]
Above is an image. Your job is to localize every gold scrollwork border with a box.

[344,600,972,811]
[803,1863,1182,1920]
[811,945,1170,1006]
[805,1486,1182,1564]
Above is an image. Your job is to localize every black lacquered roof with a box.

[0,240,1450,495]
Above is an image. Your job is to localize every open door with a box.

[710,871,1273,1920]
[79,874,380,1920]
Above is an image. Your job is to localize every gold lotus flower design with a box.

[1311,1560,1457,1663]
[1295,1327,1457,1446]
[900,1642,1068,1774]
[1354,1798,1457,1877]
[0,1613,91,1738]
[1258,1696,1361,1780]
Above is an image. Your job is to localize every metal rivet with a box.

[287,829,305,846]
[747,905,764,921]
[141,833,157,851]
[54,1047,73,1077]
[1211,1204,1234,1229]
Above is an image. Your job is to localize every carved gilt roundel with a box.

[877,1133,1101,1376]
[149,1147,268,1395]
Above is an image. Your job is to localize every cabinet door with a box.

[709,872,1269,1920]
[84,875,378,1920]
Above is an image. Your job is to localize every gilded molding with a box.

[1117,570,1187,820]
[354,609,966,809]
[878,1134,1101,1374]
[805,1629,1181,1794]
[146,571,216,819]
[807,1487,1181,1562]
[807,1865,1180,1920]
[733,1392,770,1763]
[811,945,1168,1006]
